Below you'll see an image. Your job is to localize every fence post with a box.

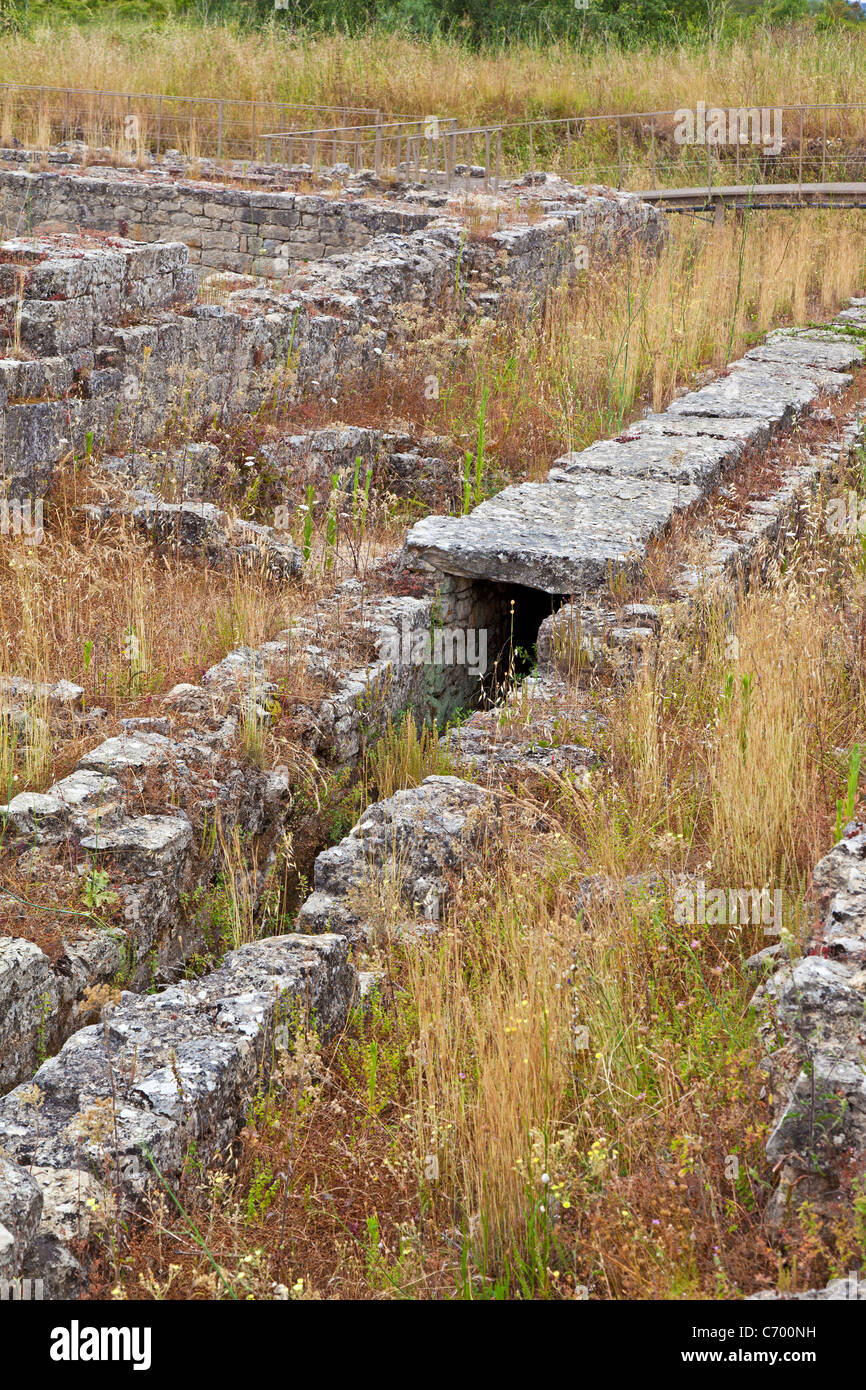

[251,100,256,160]
[374,120,382,176]
[529,120,534,174]
[650,114,657,187]
[156,94,162,157]
[798,107,804,197]
[217,99,223,159]
[821,105,827,184]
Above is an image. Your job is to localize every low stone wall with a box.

[404,328,864,596]
[0,165,434,278]
[0,181,662,500]
[0,931,354,1296]
[0,568,506,1095]
[0,769,497,1297]
[0,161,664,284]
[751,827,866,1235]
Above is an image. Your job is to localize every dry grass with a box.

[0,505,284,703]
[92,455,866,1299]
[0,466,300,799]
[2,24,865,129]
[4,24,866,184]
[302,210,866,491]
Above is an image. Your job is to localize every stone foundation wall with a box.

[0,180,663,501]
[0,167,433,278]
[0,932,355,1297]
[0,572,505,1096]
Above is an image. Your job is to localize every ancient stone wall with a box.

[0,166,433,278]
[0,179,662,500]
[3,309,866,1296]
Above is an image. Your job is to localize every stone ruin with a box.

[0,148,863,1299]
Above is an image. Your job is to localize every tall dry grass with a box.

[433,209,866,477]
[375,480,866,1291]
[2,23,865,125]
[0,481,293,715]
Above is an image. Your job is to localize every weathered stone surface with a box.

[750,329,863,374]
[79,813,193,867]
[0,937,60,1095]
[76,731,172,776]
[667,365,820,423]
[404,476,699,595]
[297,775,496,939]
[162,682,218,714]
[51,769,123,834]
[440,694,597,780]
[0,932,356,1293]
[753,825,866,1225]
[629,411,772,449]
[549,431,739,490]
[0,1155,41,1282]
[0,791,69,839]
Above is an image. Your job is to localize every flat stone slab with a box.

[834,302,866,326]
[626,412,771,448]
[0,791,69,837]
[733,351,851,393]
[667,365,819,423]
[404,475,700,594]
[52,768,120,810]
[80,814,192,864]
[77,731,172,775]
[757,330,863,372]
[549,430,739,491]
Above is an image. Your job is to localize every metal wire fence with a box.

[263,103,866,193]
[0,82,401,161]
[3,85,866,197]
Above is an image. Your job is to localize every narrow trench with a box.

[480,579,565,692]
[263,580,564,936]
[276,582,562,918]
